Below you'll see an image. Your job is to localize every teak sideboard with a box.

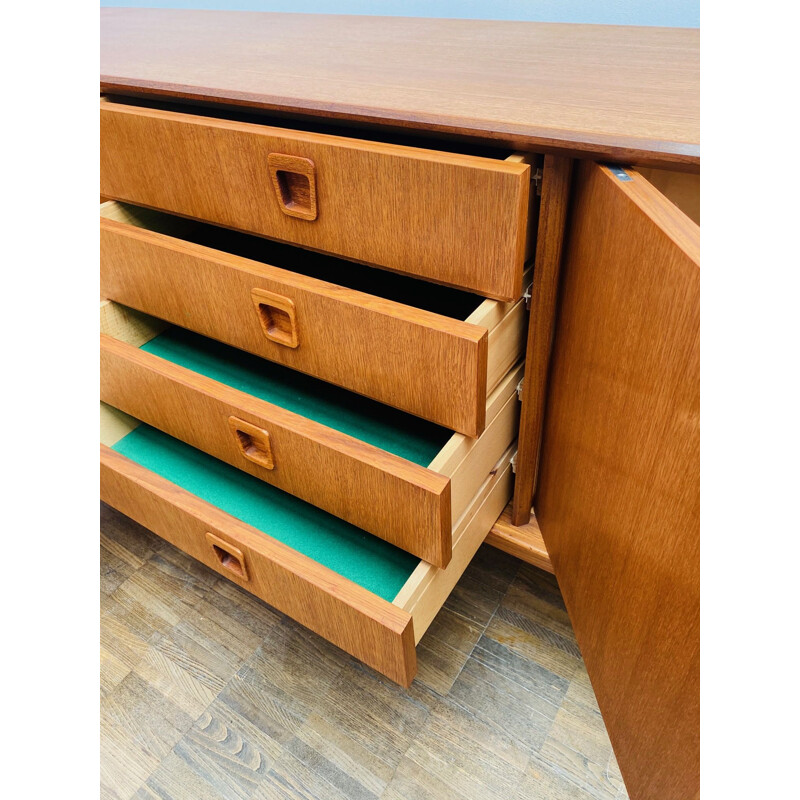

[99,11,699,800]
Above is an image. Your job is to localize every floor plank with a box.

[100,503,628,799]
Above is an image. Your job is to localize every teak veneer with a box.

[100,98,534,301]
[100,402,516,687]
[100,301,521,567]
[100,14,700,799]
[511,154,573,526]
[536,163,699,800]
[100,201,529,437]
[486,503,553,574]
[100,9,699,166]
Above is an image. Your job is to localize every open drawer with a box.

[101,404,515,686]
[99,98,535,301]
[100,201,529,437]
[100,301,522,567]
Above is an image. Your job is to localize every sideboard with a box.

[100,11,699,800]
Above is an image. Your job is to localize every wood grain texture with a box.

[99,427,519,689]
[99,299,165,347]
[535,162,699,800]
[100,333,452,567]
[440,390,519,528]
[486,504,553,574]
[637,167,700,225]
[205,531,249,581]
[267,153,318,221]
[98,205,521,437]
[101,503,628,800]
[100,9,699,167]
[227,416,275,471]
[430,361,523,527]
[395,448,515,644]
[484,294,528,395]
[250,287,300,349]
[511,155,573,525]
[100,444,417,686]
[100,401,140,448]
[99,99,531,301]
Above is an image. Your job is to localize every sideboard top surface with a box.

[100,8,700,168]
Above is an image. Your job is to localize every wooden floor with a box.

[101,502,629,800]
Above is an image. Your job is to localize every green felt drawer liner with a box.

[140,327,452,466]
[112,424,419,601]
[114,202,483,320]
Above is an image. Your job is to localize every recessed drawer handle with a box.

[228,416,275,470]
[251,288,299,348]
[267,153,317,220]
[206,532,249,581]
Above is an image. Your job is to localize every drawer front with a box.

[100,334,452,566]
[100,100,531,301]
[101,213,499,437]
[100,444,417,686]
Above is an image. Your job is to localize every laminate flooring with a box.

[100,502,629,800]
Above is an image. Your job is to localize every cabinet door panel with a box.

[537,162,699,800]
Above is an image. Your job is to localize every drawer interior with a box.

[103,202,484,320]
[102,298,522,469]
[102,402,515,644]
[140,325,452,466]
[110,419,417,601]
[100,301,523,565]
[101,202,529,331]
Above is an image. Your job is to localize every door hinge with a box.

[516,378,524,401]
[608,165,633,182]
[523,284,533,310]
[511,451,519,473]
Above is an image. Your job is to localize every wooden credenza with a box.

[100,11,699,800]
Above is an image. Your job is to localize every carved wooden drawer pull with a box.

[267,153,317,220]
[228,416,275,470]
[205,532,249,581]
[251,288,299,348]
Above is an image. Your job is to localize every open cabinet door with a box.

[536,162,699,800]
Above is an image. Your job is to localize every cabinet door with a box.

[536,162,699,800]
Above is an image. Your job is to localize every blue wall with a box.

[100,1,699,28]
